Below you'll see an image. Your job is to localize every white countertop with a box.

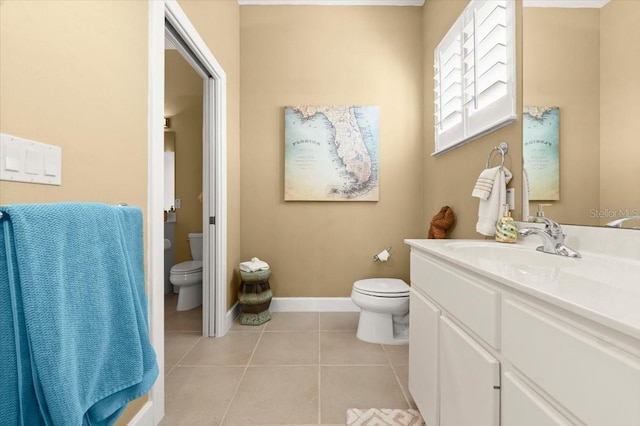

[405,239,640,340]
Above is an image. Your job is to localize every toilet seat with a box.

[170,260,203,288]
[353,278,409,298]
[170,260,203,275]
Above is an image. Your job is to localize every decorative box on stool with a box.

[238,269,272,325]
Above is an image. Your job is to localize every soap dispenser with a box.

[532,203,552,223]
[495,204,518,243]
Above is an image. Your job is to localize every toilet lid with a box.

[353,278,409,297]
[170,260,203,274]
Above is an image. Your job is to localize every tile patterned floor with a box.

[162,294,415,425]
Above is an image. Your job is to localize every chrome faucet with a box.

[605,215,640,229]
[519,217,581,258]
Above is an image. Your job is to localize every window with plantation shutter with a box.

[433,0,516,156]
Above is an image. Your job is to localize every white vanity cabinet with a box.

[439,316,500,426]
[407,241,640,426]
[502,298,640,425]
[409,251,500,426]
[501,371,573,426]
[408,289,439,426]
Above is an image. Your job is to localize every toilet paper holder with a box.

[373,247,392,262]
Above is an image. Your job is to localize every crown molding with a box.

[523,0,610,8]
[238,0,607,8]
[238,0,424,5]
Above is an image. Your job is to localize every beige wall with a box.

[600,0,640,224]
[0,0,147,210]
[240,6,424,297]
[165,50,204,263]
[523,7,600,225]
[178,0,241,308]
[0,0,149,423]
[422,1,524,238]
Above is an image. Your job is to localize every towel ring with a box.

[486,142,509,169]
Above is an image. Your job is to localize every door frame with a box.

[147,0,228,423]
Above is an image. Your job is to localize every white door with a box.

[409,289,440,426]
[439,316,500,426]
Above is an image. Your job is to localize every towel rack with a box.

[0,203,129,221]
[486,142,509,169]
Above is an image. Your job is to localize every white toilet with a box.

[169,232,203,311]
[351,278,410,345]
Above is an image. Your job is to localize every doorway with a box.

[164,38,204,331]
[159,2,229,336]
[147,1,228,424]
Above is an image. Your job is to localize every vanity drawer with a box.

[503,298,640,425]
[502,371,573,426]
[410,252,501,349]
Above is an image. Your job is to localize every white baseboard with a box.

[222,298,358,335]
[127,401,154,426]
[224,302,241,334]
[269,297,359,312]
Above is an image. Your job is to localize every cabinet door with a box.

[409,288,440,426]
[502,371,573,426]
[503,298,640,425]
[440,316,500,426]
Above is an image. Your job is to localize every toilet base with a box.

[176,283,202,311]
[356,310,409,345]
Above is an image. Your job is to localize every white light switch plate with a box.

[0,133,62,185]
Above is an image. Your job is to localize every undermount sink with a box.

[442,240,575,268]
[439,240,640,295]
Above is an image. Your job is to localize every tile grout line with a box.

[392,362,413,409]
[165,334,203,377]
[217,321,267,425]
[166,311,409,425]
[382,345,413,409]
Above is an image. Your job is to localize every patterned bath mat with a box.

[346,408,425,426]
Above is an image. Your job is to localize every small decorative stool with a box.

[238,269,272,325]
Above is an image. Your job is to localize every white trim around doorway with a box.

[163,0,228,340]
[146,0,228,424]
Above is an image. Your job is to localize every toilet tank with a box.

[188,233,203,260]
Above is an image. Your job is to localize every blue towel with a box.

[0,203,158,426]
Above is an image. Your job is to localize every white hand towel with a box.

[239,257,270,272]
[472,166,501,200]
[476,167,512,236]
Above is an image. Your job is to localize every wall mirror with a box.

[522,0,640,229]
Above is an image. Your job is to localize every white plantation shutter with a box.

[434,0,516,155]
[434,17,464,149]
